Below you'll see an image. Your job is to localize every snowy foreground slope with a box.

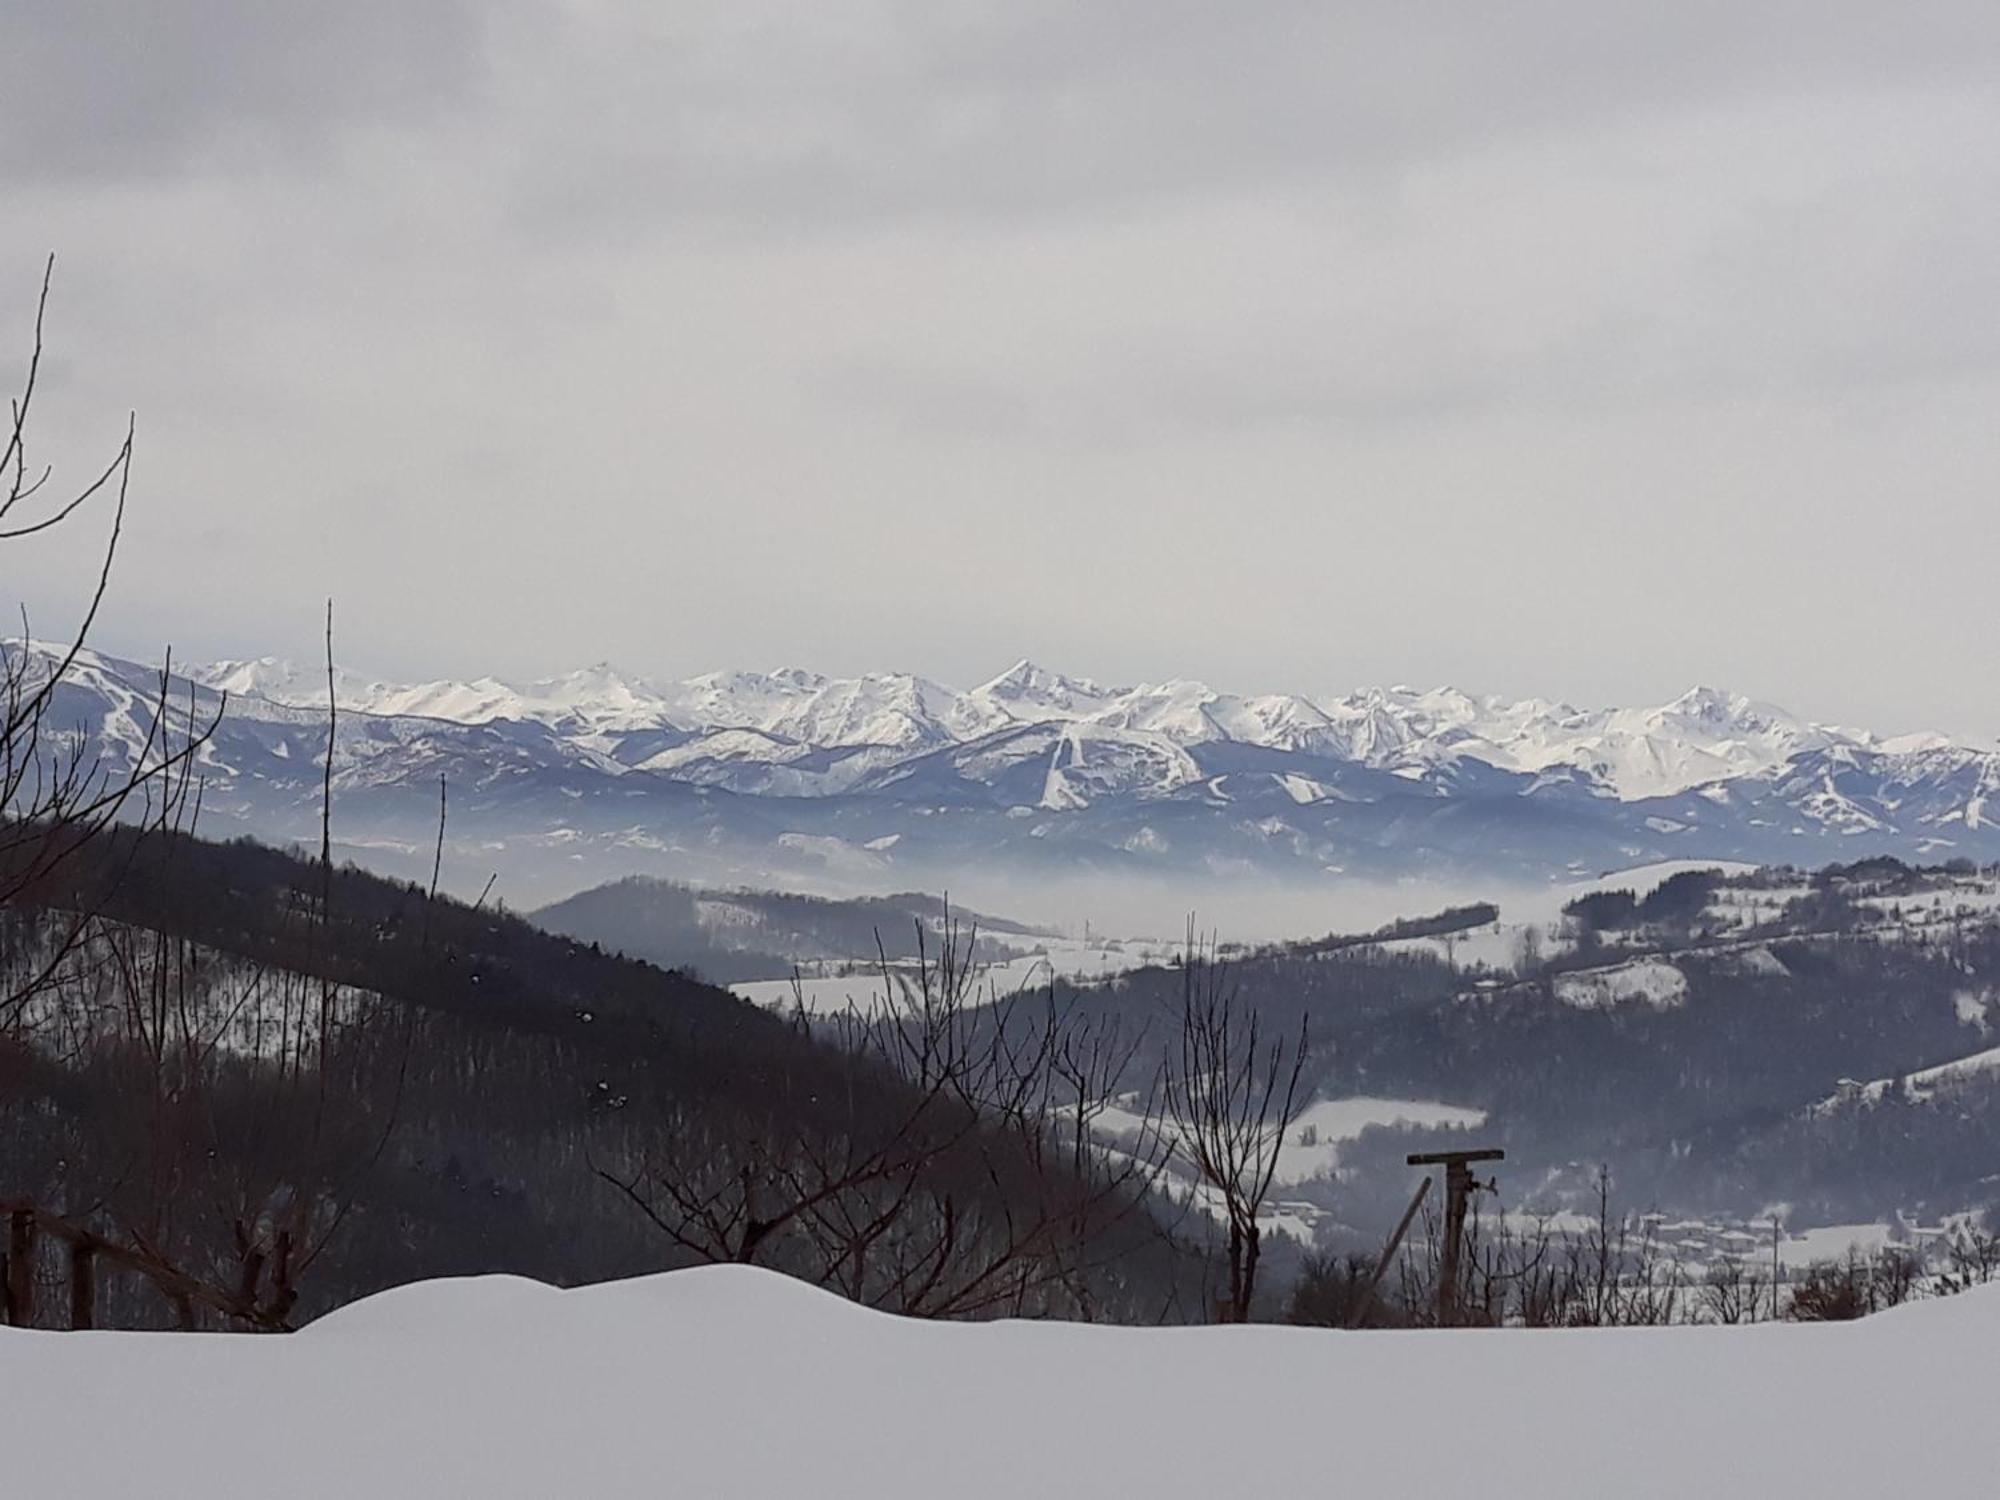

[2,1266,1990,1498]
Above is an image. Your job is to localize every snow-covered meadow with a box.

[1,1264,1989,1497]
[728,931,1172,1015]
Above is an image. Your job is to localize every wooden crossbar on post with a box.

[1407,1148,1504,1327]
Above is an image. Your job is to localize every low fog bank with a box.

[517,853,1568,951]
[346,831,1672,952]
[908,868,1562,948]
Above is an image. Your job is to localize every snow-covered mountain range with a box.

[20,641,2000,904]
[193,653,1963,801]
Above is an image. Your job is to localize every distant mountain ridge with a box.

[15,640,2000,903]
[189,652,1969,801]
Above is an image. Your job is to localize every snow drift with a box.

[0,1264,1989,1497]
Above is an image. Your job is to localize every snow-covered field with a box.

[1374,859,2000,980]
[729,933,1173,1015]
[1086,1091,1489,1243]
[1,1265,1989,1497]
[1552,958,1691,1011]
[1371,859,1763,971]
[1272,1096,1488,1185]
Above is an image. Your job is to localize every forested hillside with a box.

[1063,861,2000,1236]
[1,826,1192,1328]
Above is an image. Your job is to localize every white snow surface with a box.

[2,1264,1993,1498]
[1812,1043,2000,1114]
[730,936,1169,1016]
[1773,1222,1903,1268]
[1273,1096,1489,1183]
[1373,860,1764,974]
[1553,958,1690,1011]
[176,650,1987,803]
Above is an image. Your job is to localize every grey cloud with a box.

[0,0,485,181]
[7,3,2000,745]
[503,2,2000,238]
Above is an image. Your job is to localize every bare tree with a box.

[598,903,1177,1319]
[1364,1166,1700,1329]
[1699,1256,1769,1325]
[2,606,410,1330]
[1161,921,1307,1322]
[1937,1219,2000,1294]
[1,256,216,1035]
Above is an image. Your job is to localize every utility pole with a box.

[1408,1147,1504,1326]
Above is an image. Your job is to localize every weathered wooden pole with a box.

[5,1208,35,1327]
[1408,1148,1503,1327]
[1347,1175,1432,1328]
[68,1239,97,1331]
[1439,1158,1471,1324]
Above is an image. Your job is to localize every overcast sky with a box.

[6,2,1999,738]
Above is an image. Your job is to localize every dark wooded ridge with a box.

[0,820,1200,1329]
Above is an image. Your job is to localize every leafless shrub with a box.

[1,256,217,1037]
[1699,1256,1770,1325]
[1161,922,1308,1323]
[1285,1250,1394,1328]
[1783,1244,1924,1322]
[1937,1221,2000,1294]
[1786,1252,1874,1321]
[3,614,408,1329]
[1348,1165,1726,1329]
[599,904,1179,1320]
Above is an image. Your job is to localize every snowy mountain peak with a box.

[543,661,634,691]
[198,656,290,696]
[1659,684,1792,732]
[974,659,1116,717]
[24,640,2000,887]
[1669,683,1739,715]
[152,645,1986,804]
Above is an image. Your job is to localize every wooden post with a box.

[1408,1148,1503,1327]
[1348,1175,1432,1329]
[1439,1158,1470,1325]
[1771,1217,1782,1323]
[68,1240,96,1331]
[5,1209,34,1327]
